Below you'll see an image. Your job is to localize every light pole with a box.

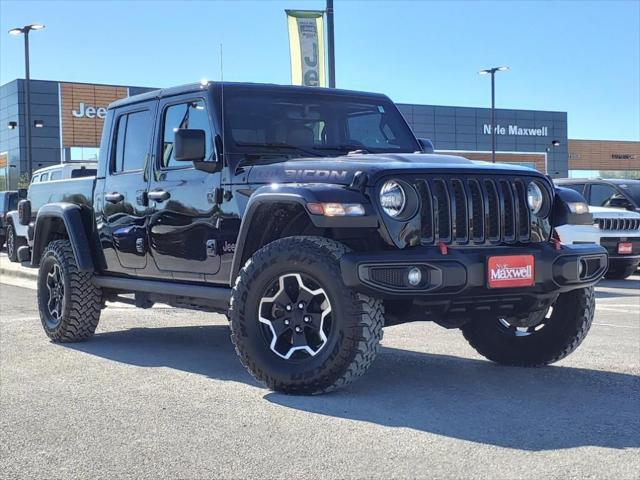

[9,23,45,180]
[479,66,508,163]
[326,0,336,88]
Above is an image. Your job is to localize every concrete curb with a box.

[0,254,38,283]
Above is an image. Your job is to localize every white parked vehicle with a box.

[4,162,96,262]
[556,206,640,280]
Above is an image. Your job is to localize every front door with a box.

[100,102,156,273]
[146,96,223,282]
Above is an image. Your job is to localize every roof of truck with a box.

[108,81,389,110]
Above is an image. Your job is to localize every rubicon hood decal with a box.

[246,153,547,186]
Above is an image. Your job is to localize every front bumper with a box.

[341,242,608,299]
[600,237,640,262]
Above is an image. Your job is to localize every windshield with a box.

[222,88,419,164]
[619,183,640,205]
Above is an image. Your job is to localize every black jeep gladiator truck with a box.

[21,82,608,394]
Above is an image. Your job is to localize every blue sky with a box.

[1,0,638,141]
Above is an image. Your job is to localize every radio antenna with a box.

[220,43,225,165]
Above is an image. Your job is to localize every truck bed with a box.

[29,177,96,212]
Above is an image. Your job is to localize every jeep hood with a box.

[246,153,543,186]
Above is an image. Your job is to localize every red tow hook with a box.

[438,241,449,255]
[551,230,562,251]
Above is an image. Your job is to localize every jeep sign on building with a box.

[0,79,153,188]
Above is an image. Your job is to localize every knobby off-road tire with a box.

[229,236,384,395]
[461,286,595,366]
[37,240,102,342]
[6,223,26,262]
[604,263,637,280]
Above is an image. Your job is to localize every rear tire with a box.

[229,236,384,395]
[37,240,102,342]
[461,287,595,366]
[604,262,637,280]
[6,223,26,262]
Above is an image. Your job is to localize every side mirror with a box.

[18,188,27,199]
[417,138,434,153]
[174,129,205,162]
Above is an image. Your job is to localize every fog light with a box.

[407,267,422,286]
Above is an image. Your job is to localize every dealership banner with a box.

[286,10,326,87]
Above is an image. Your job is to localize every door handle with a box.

[105,192,124,203]
[148,190,170,202]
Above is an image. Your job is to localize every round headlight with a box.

[380,180,406,218]
[527,181,544,214]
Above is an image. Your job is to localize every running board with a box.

[93,275,231,311]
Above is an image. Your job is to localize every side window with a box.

[589,184,619,207]
[347,111,397,149]
[562,184,585,196]
[49,170,62,181]
[161,99,212,169]
[31,175,39,184]
[112,109,152,173]
[40,172,50,182]
[71,168,97,178]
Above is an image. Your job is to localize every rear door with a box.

[146,95,223,282]
[99,101,156,273]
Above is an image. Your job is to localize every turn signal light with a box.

[307,203,365,217]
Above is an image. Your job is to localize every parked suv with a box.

[555,178,640,213]
[0,190,21,249]
[555,206,640,279]
[4,162,96,262]
[23,82,607,394]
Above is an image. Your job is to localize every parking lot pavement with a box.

[0,264,638,479]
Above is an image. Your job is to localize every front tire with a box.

[461,287,595,366]
[229,236,384,395]
[37,240,102,342]
[6,223,26,262]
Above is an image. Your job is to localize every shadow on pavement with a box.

[65,324,639,452]
[595,277,640,298]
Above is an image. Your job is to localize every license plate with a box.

[488,255,535,288]
[618,242,633,255]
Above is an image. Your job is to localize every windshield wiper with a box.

[313,145,370,154]
[235,142,322,158]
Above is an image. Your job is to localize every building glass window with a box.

[68,147,99,162]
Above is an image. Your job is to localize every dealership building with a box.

[1,78,638,189]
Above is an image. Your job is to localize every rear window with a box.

[112,109,153,173]
[71,168,97,178]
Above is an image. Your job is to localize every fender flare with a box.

[5,211,29,239]
[552,187,593,227]
[230,184,378,283]
[31,203,95,272]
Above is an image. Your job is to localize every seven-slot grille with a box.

[597,218,640,231]
[410,176,538,245]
